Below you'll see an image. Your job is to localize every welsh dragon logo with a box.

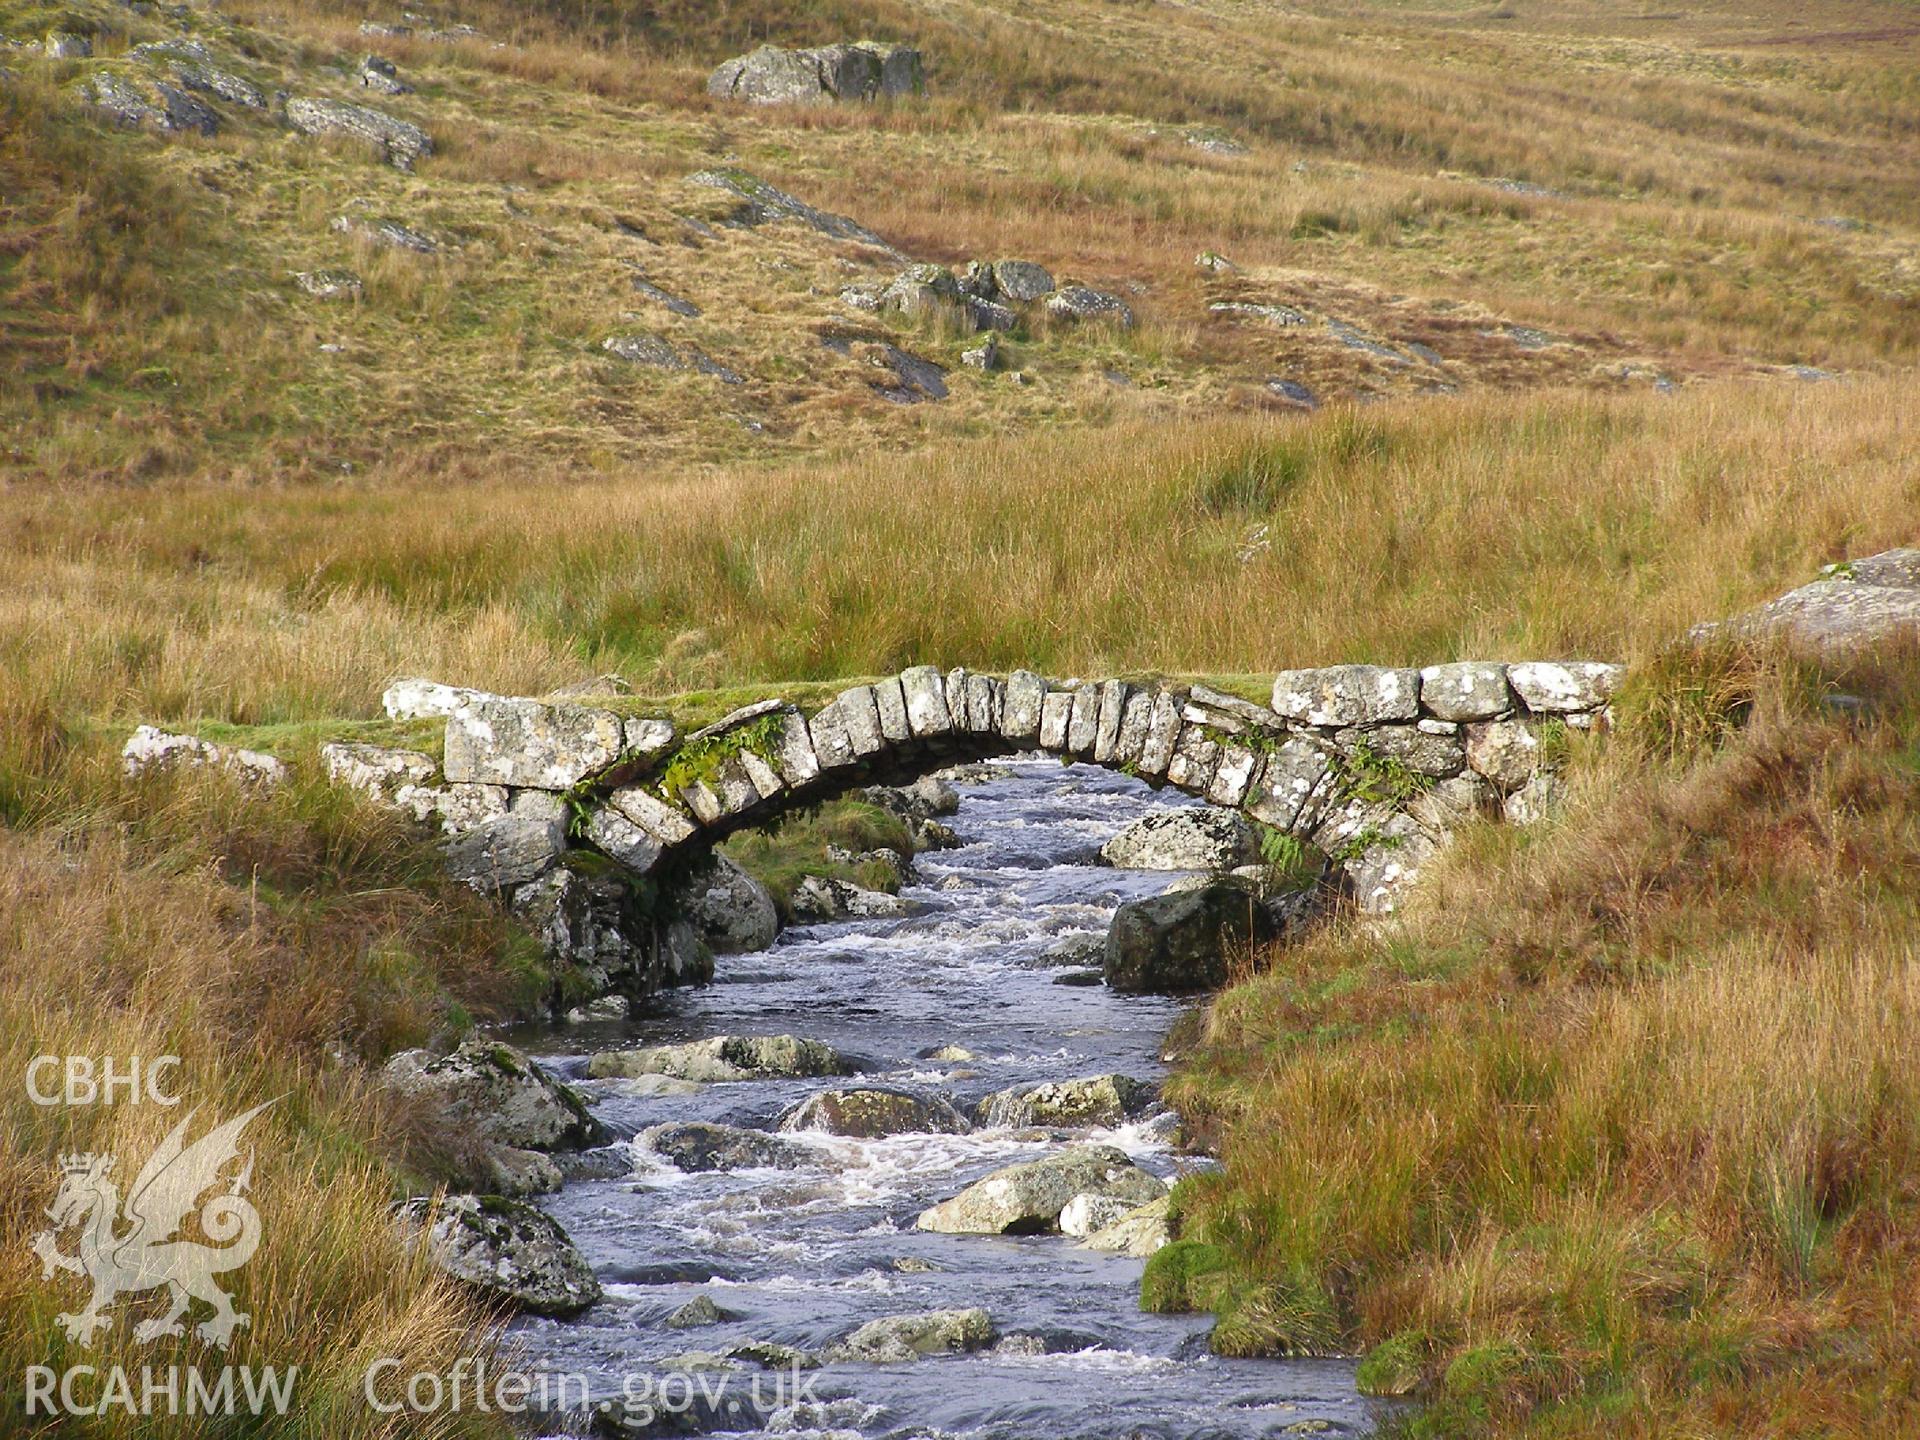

[30,1100,275,1349]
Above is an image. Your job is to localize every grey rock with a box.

[915,1144,1166,1234]
[707,42,923,106]
[443,695,624,789]
[687,167,896,254]
[583,806,662,875]
[602,332,743,384]
[899,665,954,737]
[1704,573,1920,655]
[1081,1194,1172,1256]
[45,31,91,58]
[383,1039,607,1151]
[85,73,165,128]
[1241,736,1334,831]
[404,780,510,835]
[295,268,364,300]
[1271,665,1421,728]
[1332,723,1466,779]
[830,1308,994,1364]
[1058,1193,1139,1237]
[120,725,286,785]
[1464,719,1543,791]
[1503,771,1565,825]
[382,677,490,720]
[320,740,434,797]
[666,1294,736,1329]
[627,272,700,317]
[485,1146,563,1198]
[1333,809,1440,915]
[359,54,411,94]
[1105,881,1282,994]
[1099,808,1258,871]
[868,343,947,403]
[330,213,437,253]
[788,875,912,922]
[640,1121,809,1173]
[442,814,565,892]
[392,1193,601,1316]
[961,335,1000,370]
[286,96,432,169]
[1211,300,1307,326]
[1036,933,1105,968]
[1507,661,1624,713]
[991,259,1055,302]
[976,1074,1151,1129]
[678,852,778,953]
[1419,661,1513,721]
[780,1087,970,1138]
[1045,285,1134,326]
[587,1034,851,1083]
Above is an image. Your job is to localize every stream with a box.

[508,757,1369,1439]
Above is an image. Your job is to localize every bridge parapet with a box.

[385,658,1621,917]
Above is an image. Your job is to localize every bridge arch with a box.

[545,660,1621,915]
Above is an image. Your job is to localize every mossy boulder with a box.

[779,1087,969,1138]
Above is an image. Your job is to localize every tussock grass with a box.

[0,776,538,1435]
[1169,644,1920,1432]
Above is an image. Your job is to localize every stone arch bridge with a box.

[353,658,1618,931]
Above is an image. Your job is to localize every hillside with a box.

[2,0,1916,480]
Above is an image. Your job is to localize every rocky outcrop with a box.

[392,1194,601,1315]
[295,268,364,300]
[708,43,923,106]
[828,1308,994,1363]
[587,1034,852,1083]
[330,214,438,253]
[286,97,432,169]
[915,1144,1166,1234]
[780,1087,970,1138]
[602,333,744,384]
[687,168,897,254]
[1105,881,1284,994]
[1099,808,1258,871]
[975,1074,1151,1129]
[1045,285,1135,327]
[1696,548,1920,655]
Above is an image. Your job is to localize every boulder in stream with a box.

[587,1034,852,1083]
[640,1121,812,1172]
[915,1144,1166,1234]
[383,1039,609,1152]
[829,1307,995,1363]
[1105,880,1284,993]
[780,1087,970,1138]
[392,1194,602,1316]
[975,1074,1152,1129]
[1098,809,1260,871]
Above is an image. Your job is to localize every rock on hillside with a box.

[709,42,923,105]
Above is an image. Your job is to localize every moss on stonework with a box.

[657,713,789,802]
